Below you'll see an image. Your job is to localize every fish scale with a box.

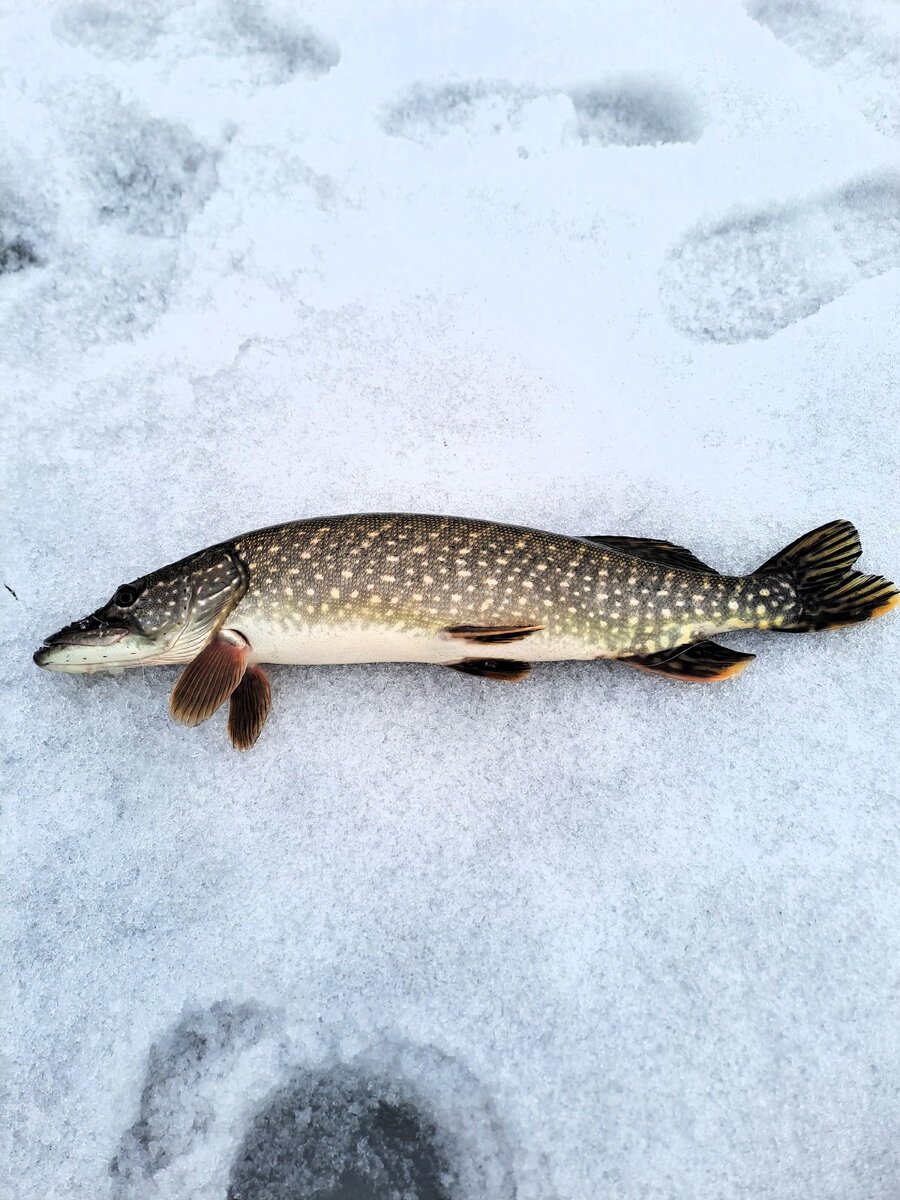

[33,513,898,749]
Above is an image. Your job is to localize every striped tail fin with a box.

[756,520,898,632]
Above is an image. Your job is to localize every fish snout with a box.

[33,614,129,671]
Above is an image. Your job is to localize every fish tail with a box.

[756,520,898,632]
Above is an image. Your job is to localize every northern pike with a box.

[34,514,897,749]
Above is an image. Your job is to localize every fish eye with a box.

[114,585,138,607]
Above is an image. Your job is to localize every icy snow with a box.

[2,0,900,1197]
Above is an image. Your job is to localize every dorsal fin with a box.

[619,640,754,681]
[582,535,717,574]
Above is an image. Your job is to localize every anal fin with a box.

[620,640,754,681]
[445,658,532,682]
[441,623,544,645]
[228,665,272,750]
[169,629,249,726]
[582,535,717,574]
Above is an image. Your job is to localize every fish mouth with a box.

[33,615,130,669]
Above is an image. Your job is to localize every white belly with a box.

[233,618,595,666]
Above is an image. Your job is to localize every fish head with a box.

[33,544,248,673]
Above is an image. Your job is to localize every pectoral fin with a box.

[228,665,272,750]
[620,640,754,681]
[582,535,716,574]
[441,623,544,645]
[445,658,532,682]
[169,629,249,726]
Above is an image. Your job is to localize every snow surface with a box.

[3,0,900,1197]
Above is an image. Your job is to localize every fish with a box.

[33,514,898,749]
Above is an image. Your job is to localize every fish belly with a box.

[234,616,593,667]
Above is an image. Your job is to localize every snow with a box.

[2,0,899,1197]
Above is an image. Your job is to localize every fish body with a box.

[34,513,898,748]
[229,514,797,665]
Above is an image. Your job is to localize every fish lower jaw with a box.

[34,656,127,674]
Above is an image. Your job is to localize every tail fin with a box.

[757,520,898,632]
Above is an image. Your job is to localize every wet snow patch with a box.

[227,1069,455,1200]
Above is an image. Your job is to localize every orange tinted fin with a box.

[620,640,755,681]
[582,535,716,574]
[444,658,532,682]
[227,665,272,750]
[169,629,249,726]
[441,623,544,645]
[870,591,900,620]
[756,519,898,630]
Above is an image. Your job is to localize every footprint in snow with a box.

[55,0,339,86]
[746,0,900,138]
[659,172,900,343]
[76,92,220,237]
[381,78,703,150]
[110,1002,517,1199]
[109,1001,275,1194]
[0,185,46,277]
